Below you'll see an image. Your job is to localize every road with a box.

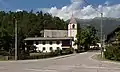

[0,52,120,72]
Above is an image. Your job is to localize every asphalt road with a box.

[0,52,120,72]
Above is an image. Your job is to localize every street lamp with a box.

[100,13,104,58]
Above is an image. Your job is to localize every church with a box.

[24,16,78,53]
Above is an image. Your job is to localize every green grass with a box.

[92,54,120,63]
[0,58,5,61]
[92,54,108,61]
[0,56,9,61]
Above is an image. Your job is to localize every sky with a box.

[0,0,120,20]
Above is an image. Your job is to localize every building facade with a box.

[24,37,73,52]
[24,16,78,52]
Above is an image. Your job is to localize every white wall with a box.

[34,41,62,53]
[68,23,78,49]
[44,30,68,37]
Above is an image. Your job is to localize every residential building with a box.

[24,16,78,52]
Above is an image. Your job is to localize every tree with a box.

[116,31,120,41]
[0,10,67,59]
[104,27,120,61]
[74,25,99,51]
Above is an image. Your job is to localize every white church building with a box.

[24,16,78,53]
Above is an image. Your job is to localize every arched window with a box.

[43,47,46,51]
[50,47,53,51]
[49,41,53,45]
[57,47,60,50]
[35,41,39,45]
[56,41,60,45]
[42,41,46,45]
[72,24,75,29]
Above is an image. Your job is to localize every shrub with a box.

[0,51,9,56]
[24,50,62,60]
[61,48,74,55]
[104,45,120,61]
[22,48,74,60]
[0,56,9,60]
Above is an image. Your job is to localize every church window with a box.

[72,24,75,29]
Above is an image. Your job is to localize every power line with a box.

[83,0,104,58]
[83,0,101,13]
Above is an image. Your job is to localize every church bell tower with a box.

[68,15,78,49]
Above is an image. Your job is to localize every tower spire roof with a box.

[69,13,77,24]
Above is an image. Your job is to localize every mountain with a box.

[67,17,120,38]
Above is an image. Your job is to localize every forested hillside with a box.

[0,11,67,56]
[80,18,120,36]
[67,18,120,38]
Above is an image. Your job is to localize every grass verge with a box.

[92,54,120,63]
[91,54,107,61]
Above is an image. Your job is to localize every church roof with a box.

[69,16,77,24]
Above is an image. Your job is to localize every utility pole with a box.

[103,35,106,51]
[100,13,104,58]
[14,17,18,60]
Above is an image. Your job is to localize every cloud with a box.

[39,0,120,20]
[104,1,110,6]
[16,9,23,12]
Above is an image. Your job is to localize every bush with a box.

[0,56,9,60]
[25,54,42,59]
[24,50,62,60]
[104,45,120,61]
[0,51,9,56]
[61,48,74,55]
[21,48,74,60]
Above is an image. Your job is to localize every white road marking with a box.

[25,68,57,72]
